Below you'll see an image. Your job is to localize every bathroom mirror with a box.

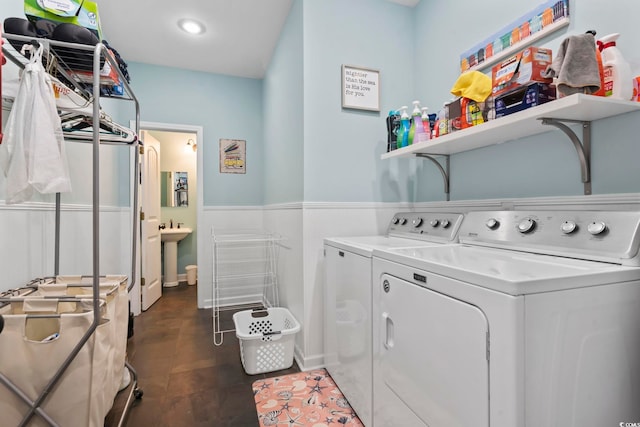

[161,171,189,207]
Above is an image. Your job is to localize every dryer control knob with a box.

[392,217,400,225]
[517,218,536,234]
[429,219,439,227]
[412,218,423,228]
[561,220,577,234]
[486,218,500,230]
[588,221,607,235]
[399,218,408,225]
[441,219,451,228]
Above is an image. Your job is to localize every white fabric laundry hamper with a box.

[0,298,111,427]
[45,275,129,405]
[34,275,130,412]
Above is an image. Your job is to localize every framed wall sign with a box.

[219,139,246,174]
[341,64,380,112]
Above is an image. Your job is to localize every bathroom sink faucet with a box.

[170,219,173,229]
[159,223,166,230]
[177,222,184,229]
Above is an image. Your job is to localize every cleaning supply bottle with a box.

[421,107,431,140]
[386,110,400,151]
[598,33,633,100]
[586,30,606,97]
[437,103,449,137]
[397,106,411,148]
[408,101,428,145]
[433,106,442,138]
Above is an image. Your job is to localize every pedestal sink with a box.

[161,227,192,287]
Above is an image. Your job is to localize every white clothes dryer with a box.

[372,210,640,427]
[324,212,464,427]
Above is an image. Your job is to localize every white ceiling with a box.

[97,0,418,79]
[97,0,294,79]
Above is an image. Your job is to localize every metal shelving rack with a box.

[211,229,282,346]
[1,32,142,427]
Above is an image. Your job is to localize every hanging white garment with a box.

[0,44,71,204]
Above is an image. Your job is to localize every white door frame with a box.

[130,121,204,315]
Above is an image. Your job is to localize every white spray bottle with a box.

[598,33,633,100]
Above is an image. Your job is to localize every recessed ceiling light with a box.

[178,19,206,35]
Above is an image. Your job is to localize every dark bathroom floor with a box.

[105,283,300,427]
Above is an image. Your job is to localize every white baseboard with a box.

[293,345,324,371]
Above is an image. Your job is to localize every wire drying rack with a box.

[211,229,283,346]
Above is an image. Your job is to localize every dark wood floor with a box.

[105,283,300,427]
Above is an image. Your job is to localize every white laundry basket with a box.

[233,307,300,375]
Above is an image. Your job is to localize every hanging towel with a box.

[0,44,72,204]
[542,33,601,97]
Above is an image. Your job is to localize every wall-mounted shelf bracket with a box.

[415,153,450,201]
[539,118,591,195]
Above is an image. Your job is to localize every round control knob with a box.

[412,218,423,228]
[429,219,440,227]
[561,220,577,234]
[392,217,400,225]
[399,218,408,225]
[441,219,451,228]
[587,221,607,235]
[517,218,536,234]
[486,218,500,230]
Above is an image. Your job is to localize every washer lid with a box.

[324,235,446,258]
[374,245,640,295]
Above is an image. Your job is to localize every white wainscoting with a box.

[264,204,304,366]
[199,206,265,310]
[0,203,132,294]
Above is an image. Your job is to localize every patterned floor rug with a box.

[253,368,364,426]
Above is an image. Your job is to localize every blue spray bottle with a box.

[397,106,411,148]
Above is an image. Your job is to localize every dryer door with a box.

[375,273,489,427]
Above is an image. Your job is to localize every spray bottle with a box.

[598,33,633,100]
[397,106,411,148]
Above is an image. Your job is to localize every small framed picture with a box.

[219,139,246,174]
[341,64,380,112]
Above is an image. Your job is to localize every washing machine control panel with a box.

[458,210,640,265]
[388,212,464,242]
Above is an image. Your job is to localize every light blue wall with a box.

[413,0,640,200]
[263,0,304,205]
[127,63,265,206]
[301,0,439,203]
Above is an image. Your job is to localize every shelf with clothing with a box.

[382,94,640,196]
[0,31,142,427]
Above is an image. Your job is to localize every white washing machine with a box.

[324,212,464,427]
[372,210,640,427]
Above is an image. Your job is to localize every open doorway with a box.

[135,121,204,312]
